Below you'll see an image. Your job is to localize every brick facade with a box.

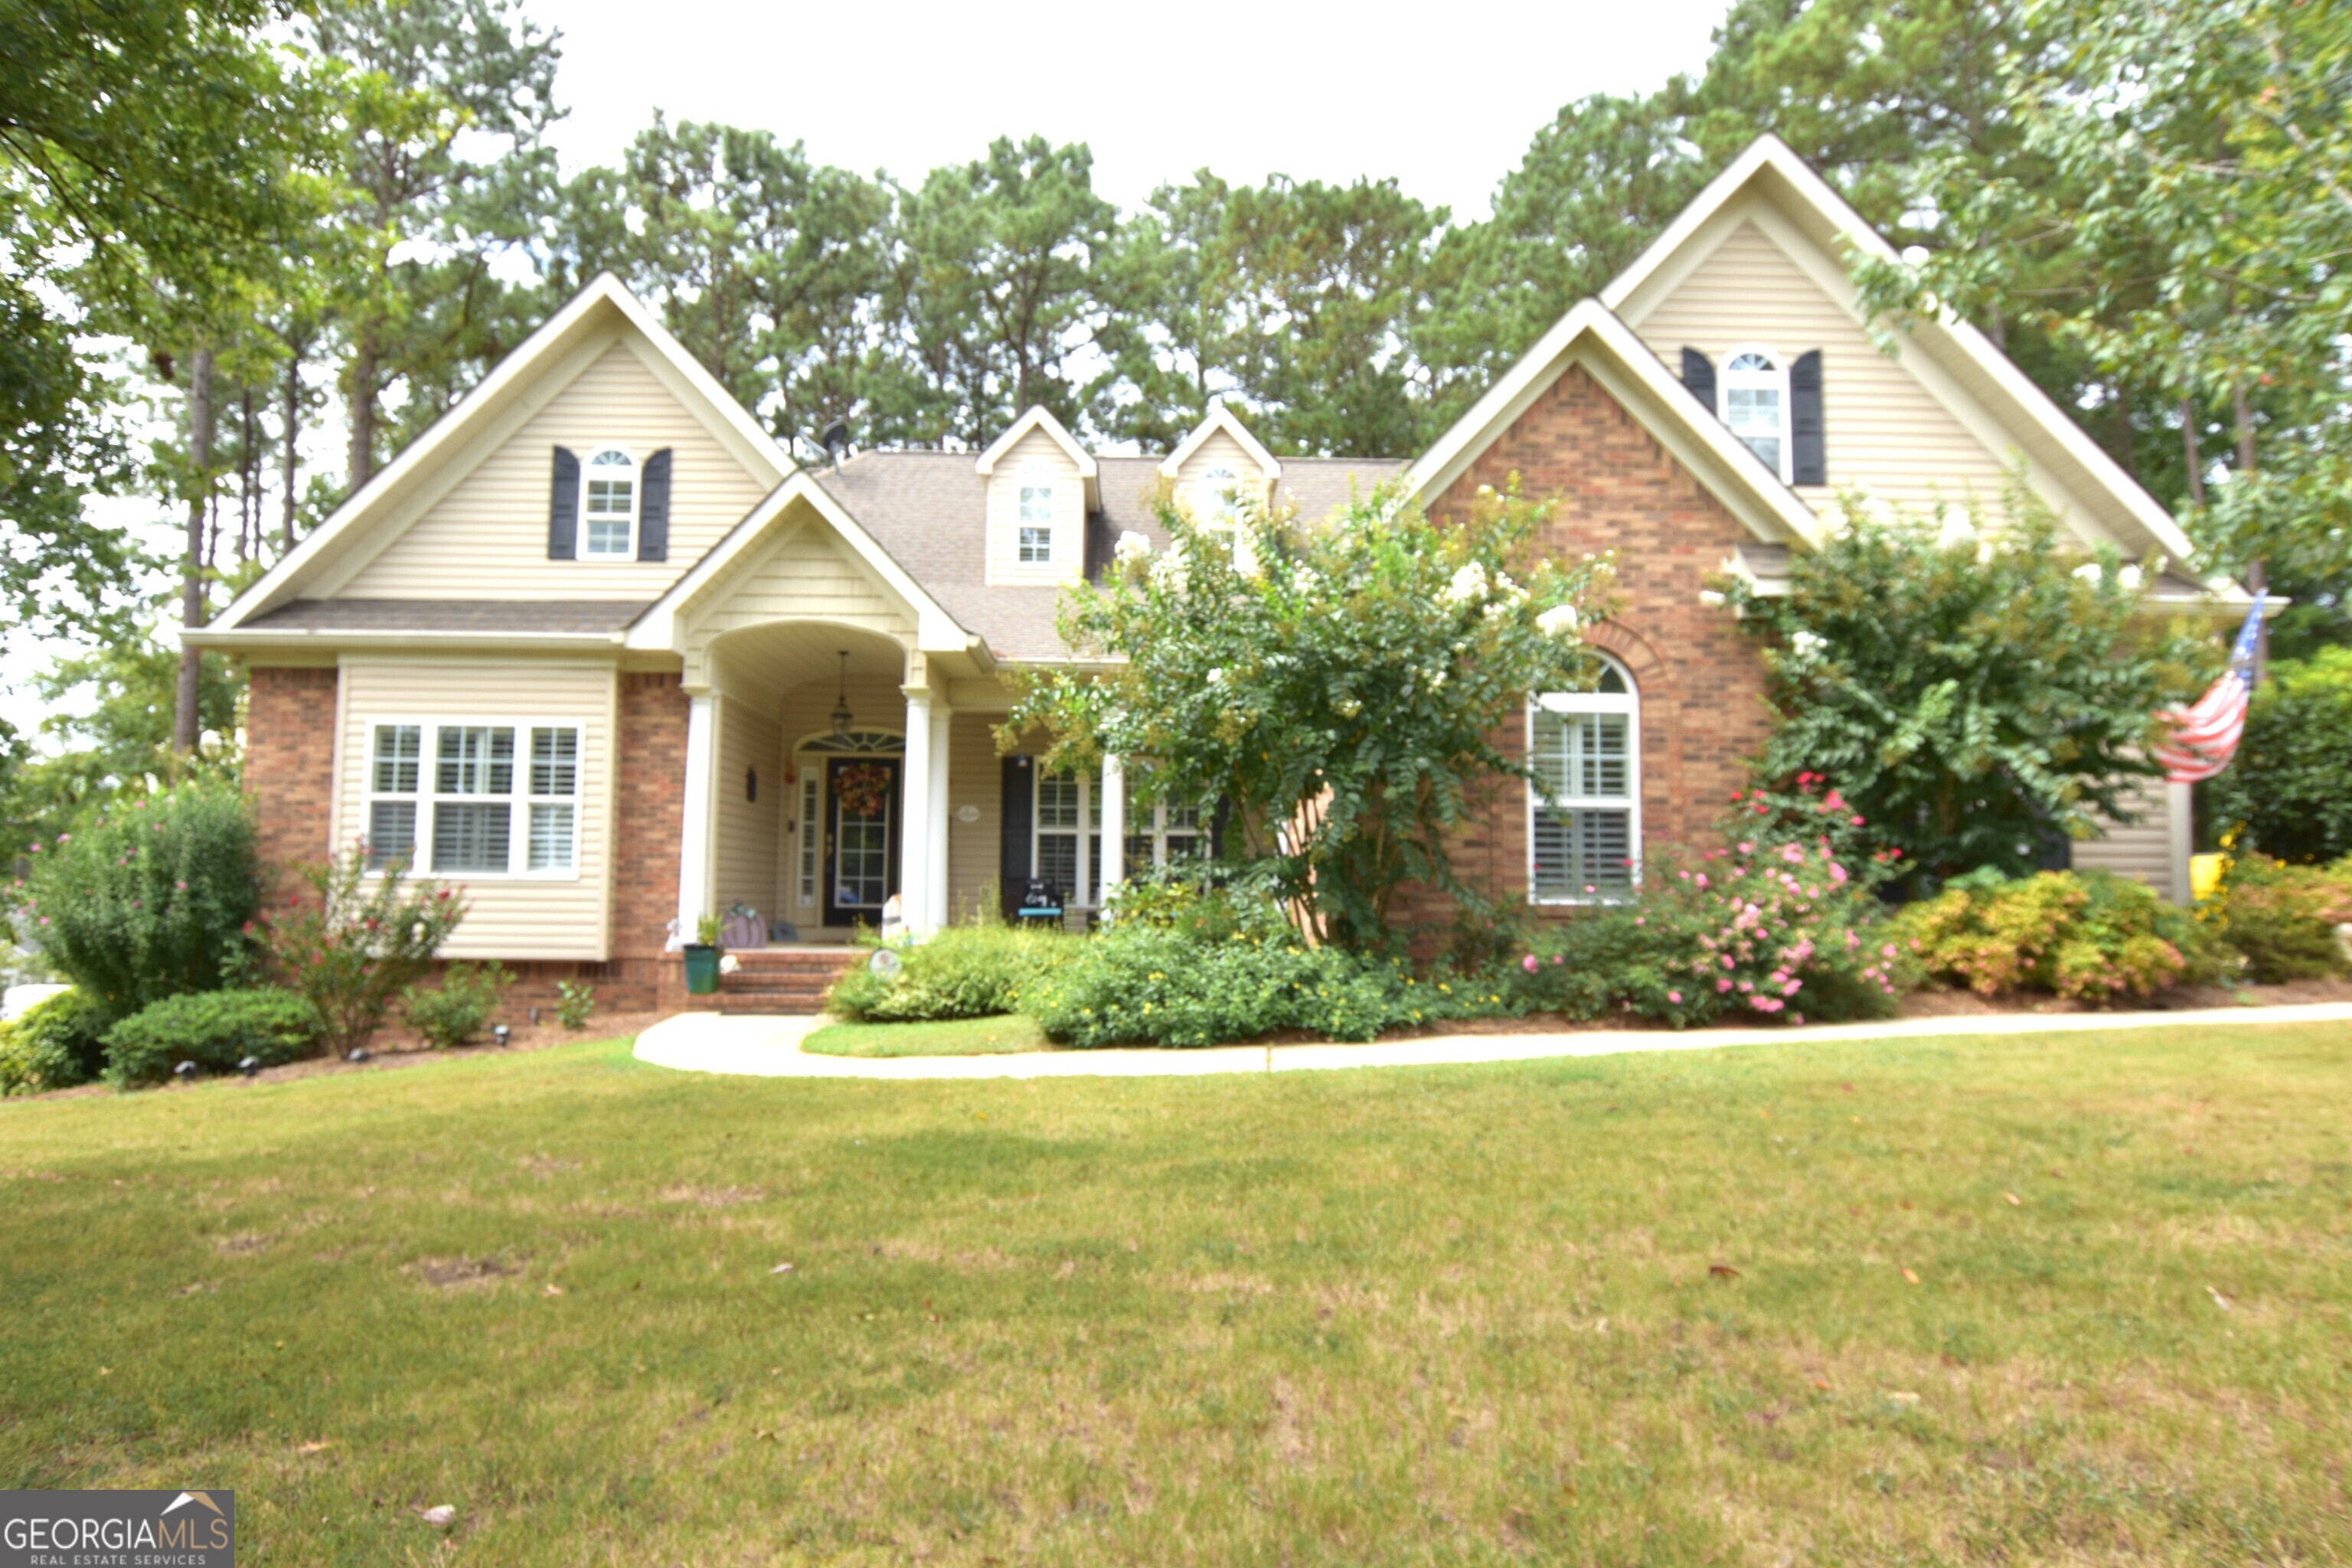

[245,665,339,906]
[612,669,690,1011]
[1393,364,1775,934]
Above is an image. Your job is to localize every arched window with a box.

[1529,657,1640,902]
[1197,464,1241,524]
[1017,462,1054,564]
[580,446,639,558]
[1719,350,1788,481]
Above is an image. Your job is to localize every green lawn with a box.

[802,1014,1051,1057]
[2,1024,2347,1564]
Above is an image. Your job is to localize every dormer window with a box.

[1198,464,1241,524]
[1017,462,1054,564]
[581,446,639,558]
[1719,351,1788,480]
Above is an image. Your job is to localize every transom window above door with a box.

[581,446,639,557]
[1719,350,1788,480]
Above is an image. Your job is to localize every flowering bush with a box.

[5,781,260,1021]
[1009,480,1615,948]
[2210,854,2352,982]
[1508,835,1900,1027]
[1726,771,1906,890]
[1887,869,2216,1002]
[265,842,469,1054]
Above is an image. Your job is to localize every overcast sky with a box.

[11,0,1733,744]
[533,0,1730,218]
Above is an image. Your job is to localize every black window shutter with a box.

[1000,756,1034,920]
[1680,348,1717,413]
[636,448,672,560]
[547,446,580,560]
[1789,351,1825,485]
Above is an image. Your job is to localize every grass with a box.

[802,1014,1051,1057]
[2,1024,2347,1564]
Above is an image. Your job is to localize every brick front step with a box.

[683,947,864,1016]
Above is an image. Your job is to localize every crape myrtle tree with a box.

[1721,493,2203,892]
[1004,484,1615,949]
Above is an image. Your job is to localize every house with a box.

[191,134,2243,1011]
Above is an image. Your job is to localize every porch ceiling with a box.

[707,620,905,704]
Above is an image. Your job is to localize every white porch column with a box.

[900,687,936,934]
[928,701,952,928]
[676,691,717,939]
[1097,753,1126,906]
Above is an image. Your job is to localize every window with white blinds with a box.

[362,720,583,877]
[1529,658,1640,902]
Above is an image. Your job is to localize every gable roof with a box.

[1601,133,2205,572]
[205,274,794,635]
[1405,298,1826,549]
[972,404,1100,511]
[1159,405,1283,482]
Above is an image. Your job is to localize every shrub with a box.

[403,962,514,1049]
[2207,648,2352,863]
[1505,835,1900,1027]
[101,987,324,1085]
[1024,888,1452,1047]
[5,781,260,1018]
[828,923,1078,1022]
[1889,869,2209,1002]
[555,979,596,1031]
[2211,854,2352,982]
[0,990,110,1096]
[266,843,468,1054]
[1721,501,2199,891]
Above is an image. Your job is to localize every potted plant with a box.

[683,913,724,995]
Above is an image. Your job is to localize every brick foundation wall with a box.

[245,665,338,906]
[1390,364,1775,937]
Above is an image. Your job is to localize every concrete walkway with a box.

[632,1000,2352,1082]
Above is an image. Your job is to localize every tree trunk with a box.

[2232,381,2256,473]
[345,325,379,492]
[2180,398,2205,506]
[282,350,302,550]
[175,345,216,756]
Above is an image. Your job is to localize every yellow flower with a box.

[1438,982,1452,994]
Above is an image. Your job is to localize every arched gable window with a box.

[1197,464,1241,523]
[1016,462,1054,564]
[580,446,639,558]
[1719,349,1789,481]
[1529,657,1640,902]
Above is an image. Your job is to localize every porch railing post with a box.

[928,701,952,929]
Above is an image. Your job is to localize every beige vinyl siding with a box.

[336,341,769,601]
[985,428,1085,586]
[685,526,914,681]
[1635,220,2025,522]
[714,697,781,920]
[2073,776,2181,903]
[334,657,616,961]
[1172,429,1268,514]
[946,711,1003,923]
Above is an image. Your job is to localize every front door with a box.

[823,756,900,928]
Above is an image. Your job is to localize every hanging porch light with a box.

[830,650,854,739]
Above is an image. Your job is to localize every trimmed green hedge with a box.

[102,988,323,1085]
[827,924,1077,1022]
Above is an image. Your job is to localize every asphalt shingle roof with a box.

[244,599,648,634]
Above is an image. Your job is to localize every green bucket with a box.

[682,944,721,995]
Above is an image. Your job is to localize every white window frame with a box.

[579,445,640,560]
[1127,799,1208,870]
[1717,346,1792,483]
[1195,464,1242,524]
[1032,768,1101,910]
[796,773,820,906]
[1016,461,1054,565]
[1527,658,1641,905]
[361,717,585,880]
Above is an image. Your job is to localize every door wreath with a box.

[832,762,893,818]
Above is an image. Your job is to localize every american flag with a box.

[2155,594,2267,783]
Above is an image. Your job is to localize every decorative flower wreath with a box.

[831,762,893,818]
